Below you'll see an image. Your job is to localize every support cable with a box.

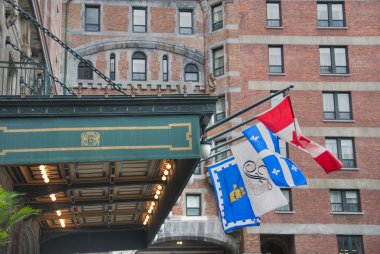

[6,37,76,95]
[4,0,127,95]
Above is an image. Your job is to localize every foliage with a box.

[0,186,40,246]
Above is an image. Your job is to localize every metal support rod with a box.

[200,148,231,163]
[205,85,293,132]
[4,0,126,95]
[210,134,245,151]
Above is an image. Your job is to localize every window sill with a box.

[323,120,355,123]
[340,167,359,171]
[317,27,348,30]
[276,211,294,214]
[266,26,284,29]
[320,73,351,77]
[268,73,286,76]
[331,211,364,215]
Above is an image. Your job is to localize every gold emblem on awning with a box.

[81,132,100,146]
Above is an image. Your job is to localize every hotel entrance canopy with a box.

[0,94,216,253]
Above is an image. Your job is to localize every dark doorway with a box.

[261,234,295,254]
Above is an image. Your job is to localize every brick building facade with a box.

[62,0,380,253]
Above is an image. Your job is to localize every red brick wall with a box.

[151,8,176,33]
[104,5,129,31]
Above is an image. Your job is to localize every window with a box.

[85,6,100,32]
[133,7,147,32]
[323,92,352,120]
[184,64,199,82]
[132,52,146,81]
[269,46,284,73]
[110,53,116,81]
[337,235,364,254]
[179,10,193,34]
[330,190,360,212]
[213,47,224,77]
[162,55,168,81]
[277,189,292,212]
[317,2,345,27]
[320,47,348,74]
[267,1,282,27]
[215,139,228,162]
[214,97,226,122]
[186,194,201,216]
[212,4,223,31]
[326,138,355,168]
[193,163,201,175]
[78,61,93,80]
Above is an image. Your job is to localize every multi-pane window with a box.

[337,235,364,254]
[132,52,146,81]
[277,189,292,212]
[179,10,193,34]
[215,139,228,162]
[214,97,226,122]
[269,46,284,73]
[193,163,201,175]
[330,190,360,212]
[109,53,115,81]
[133,7,147,32]
[162,55,168,81]
[326,138,355,168]
[78,61,93,80]
[85,6,100,32]
[317,2,345,27]
[213,47,224,77]
[266,1,282,27]
[184,64,199,82]
[212,4,223,31]
[186,194,201,216]
[319,47,348,74]
[323,92,352,120]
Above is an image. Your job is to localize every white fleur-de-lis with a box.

[272,168,280,175]
[291,165,298,172]
[250,136,259,141]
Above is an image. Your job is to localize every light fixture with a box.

[154,194,159,199]
[148,209,152,214]
[163,170,169,176]
[157,185,162,190]
[200,139,212,160]
[165,163,172,170]
[161,175,167,181]
[143,221,147,225]
[177,241,183,245]
[39,165,45,170]
[156,190,161,195]
[146,215,150,220]
[59,219,65,228]
[44,178,49,183]
[151,201,155,207]
[50,194,56,201]
[56,210,62,216]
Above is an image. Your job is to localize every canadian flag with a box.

[257,96,343,173]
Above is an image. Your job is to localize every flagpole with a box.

[205,85,293,132]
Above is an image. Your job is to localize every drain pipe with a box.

[63,0,73,95]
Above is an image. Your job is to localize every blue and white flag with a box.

[243,122,307,187]
[208,156,260,233]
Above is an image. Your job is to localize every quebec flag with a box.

[208,156,260,233]
[243,122,307,187]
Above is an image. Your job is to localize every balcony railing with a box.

[0,61,56,96]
